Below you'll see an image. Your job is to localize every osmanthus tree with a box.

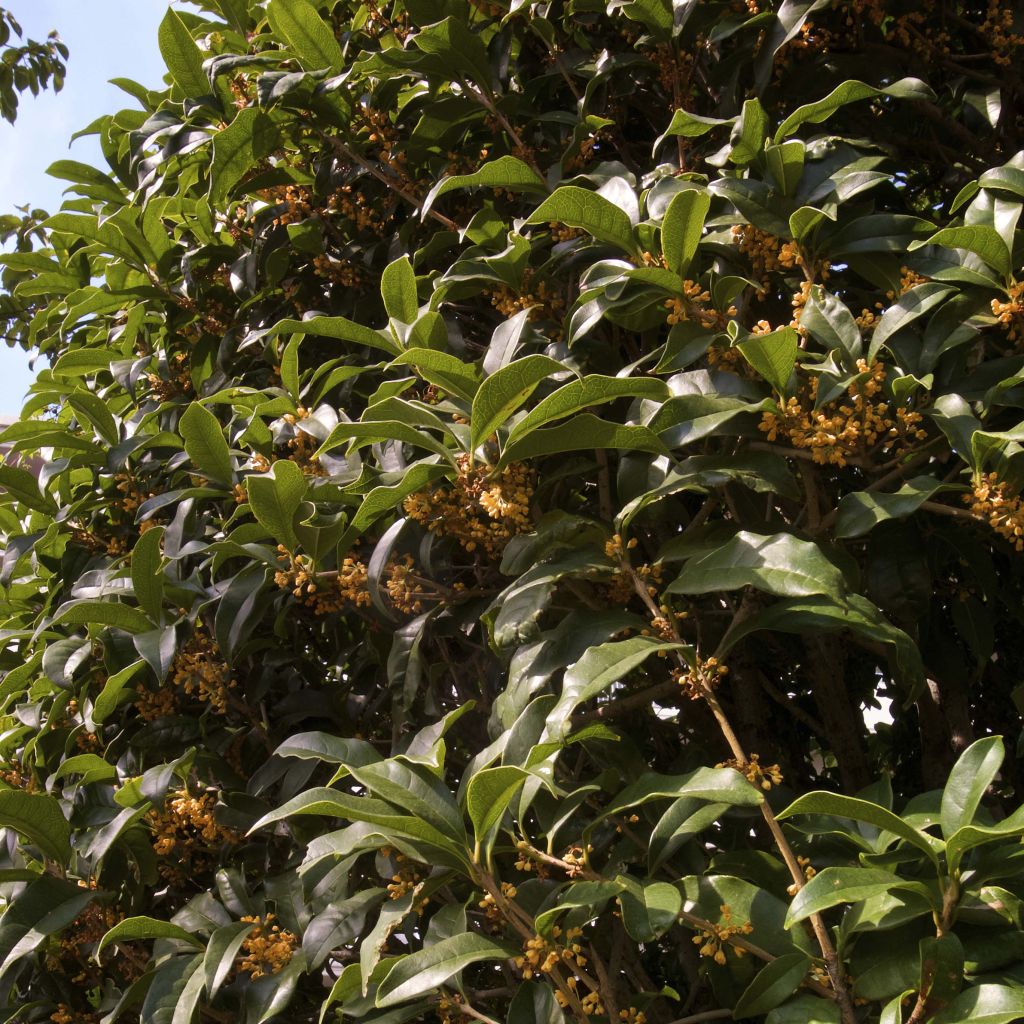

[1,1,1024,1022]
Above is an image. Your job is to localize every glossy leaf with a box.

[375,933,512,1007]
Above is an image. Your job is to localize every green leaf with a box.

[918,934,964,1016]
[868,283,956,362]
[616,879,682,942]
[267,0,345,71]
[131,526,166,623]
[835,477,964,539]
[204,922,255,998]
[250,788,468,868]
[471,355,567,451]
[667,531,847,600]
[274,731,380,767]
[507,982,564,1024]
[913,226,1012,280]
[50,600,154,635]
[945,804,1024,874]
[737,327,799,395]
[778,792,939,865]
[881,991,915,1024]
[412,18,493,92]
[932,984,1024,1024]
[381,255,418,325]
[210,107,280,203]
[0,464,54,514]
[941,736,1004,840]
[765,141,805,197]
[730,98,769,165]
[97,916,203,959]
[775,77,934,141]
[656,109,731,148]
[423,157,546,216]
[265,316,398,355]
[375,933,512,1007]
[43,213,141,262]
[734,953,811,1018]
[534,880,624,936]
[505,376,669,448]
[661,188,710,276]
[765,994,841,1024]
[526,186,639,255]
[246,460,307,551]
[786,867,933,927]
[0,791,71,864]
[799,286,862,363]
[649,798,730,871]
[337,462,448,552]
[681,874,810,958]
[551,636,685,728]
[465,766,529,847]
[500,415,667,466]
[315,421,455,465]
[389,348,481,402]
[93,660,149,723]
[347,759,465,842]
[180,403,234,485]
[158,9,208,97]
[603,768,763,816]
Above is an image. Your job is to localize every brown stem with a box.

[618,560,857,1023]
[323,133,461,232]
[459,1004,503,1024]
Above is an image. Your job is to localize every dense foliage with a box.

[1,1,1024,1022]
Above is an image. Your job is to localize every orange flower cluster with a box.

[665,280,735,330]
[312,253,363,288]
[147,352,193,402]
[148,789,237,883]
[274,549,372,614]
[787,856,818,896]
[265,184,314,227]
[603,534,663,605]
[992,281,1024,345]
[134,683,177,721]
[171,625,236,713]
[385,554,429,615]
[692,904,753,965]
[52,898,125,985]
[0,758,34,791]
[239,914,297,978]
[516,925,587,978]
[966,473,1024,551]
[731,225,801,294]
[478,882,518,926]
[717,753,784,791]
[675,655,729,700]
[330,183,388,235]
[404,456,535,559]
[759,360,927,467]
[485,268,565,324]
[979,0,1024,65]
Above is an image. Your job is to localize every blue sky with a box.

[0,1,167,415]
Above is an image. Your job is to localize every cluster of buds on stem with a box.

[692,904,754,965]
[717,752,784,790]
